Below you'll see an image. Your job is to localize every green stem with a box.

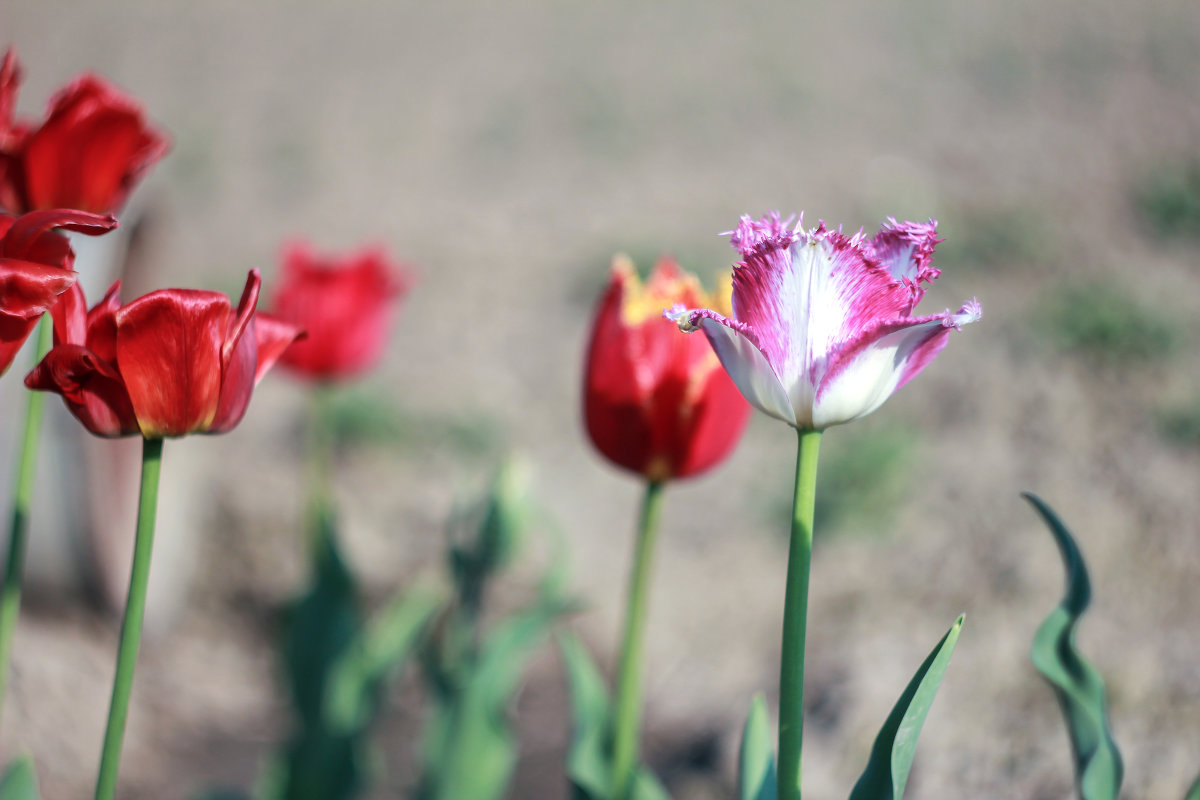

[778,428,821,800]
[94,437,163,800]
[0,317,54,722]
[306,387,335,560]
[611,480,665,800]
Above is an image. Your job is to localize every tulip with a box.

[271,239,411,381]
[582,256,750,799]
[26,269,303,438]
[0,208,117,374]
[585,256,751,482]
[0,48,168,215]
[667,212,980,431]
[668,212,979,800]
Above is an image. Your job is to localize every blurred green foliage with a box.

[1132,161,1200,242]
[1035,282,1179,365]
[413,461,574,800]
[322,388,503,458]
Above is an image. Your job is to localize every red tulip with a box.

[584,256,751,482]
[270,239,412,381]
[0,48,168,215]
[26,270,303,438]
[0,208,117,374]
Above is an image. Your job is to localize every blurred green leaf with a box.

[1024,493,1123,800]
[273,511,367,800]
[629,769,672,800]
[738,694,777,800]
[191,791,252,800]
[283,511,363,727]
[326,584,444,733]
[416,459,574,800]
[0,757,38,800]
[557,634,670,800]
[559,633,614,800]
[1185,771,1200,800]
[848,615,964,800]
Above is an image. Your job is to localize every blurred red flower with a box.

[0,208,116,374]
[0,48,168,215]
[270,240,412,381]
[584,256,751,482]
[26,270,302,438]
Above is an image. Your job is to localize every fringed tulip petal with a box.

[115,290,228,437]
[813,301,981,428]
[673,310,795,425]
[672,212,980,430]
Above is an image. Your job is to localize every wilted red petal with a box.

[22,74,169,214]
[253,311,305,384]
[210,272,262,433]
[0,49,20,146]
[115,289,227,437]
[24,342,138,436]
[0,208,116,260]
[0,257,76,320]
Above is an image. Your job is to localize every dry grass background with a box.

[2,2,1200,798]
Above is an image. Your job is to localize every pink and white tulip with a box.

[666,212,980,430]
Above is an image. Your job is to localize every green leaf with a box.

[418,597,570,800]
[848,615,964,800]
[1185,770,1200,800]
[325,584,443,732]
[0,757,38,800]
[283,511,363,727]
[559,633,614,799]
[629,768,672,800]
[738,694,777,800]
[1024,493,1124,800]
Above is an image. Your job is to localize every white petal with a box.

[697,316,796,425]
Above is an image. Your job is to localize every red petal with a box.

[253,311,304,384]
[272,241,408,380]
[24,342,138,436]
[23,75,169,214]
[115,289,228,437]
[0,209,116,260]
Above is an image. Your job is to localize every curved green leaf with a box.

[848,615,964,800]
[326,584,443,732]
[738,694,777,800]
[0,757,38,800]
[1023,493,1123,800]
[1186,771,1200,800]
[559,633,614,800]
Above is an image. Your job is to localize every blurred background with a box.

[2,1,1200,798]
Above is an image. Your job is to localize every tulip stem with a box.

[306,387,336,559]
[94,436,163,800]
[0,317,54,723]
[779,427,821,800]
[611,479,665,800]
